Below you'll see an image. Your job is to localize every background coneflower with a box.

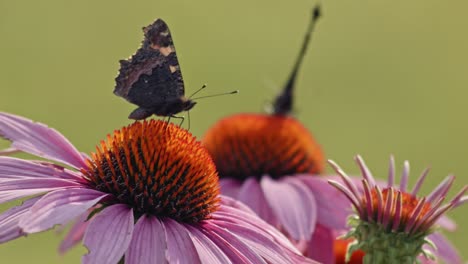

[329,155,467,264]
[202,6,352,263]
[0,112,314,264]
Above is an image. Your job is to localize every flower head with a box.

[202,113,324,179]
[203,113,351,264]
[83,120,219,223]
[202,6,353,264]
[329,155,467,264]
[0,112,313,264]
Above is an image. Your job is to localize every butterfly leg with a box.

[170,115,185,128]
[163,116,171,131]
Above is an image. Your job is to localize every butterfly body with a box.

[114,19,193,120]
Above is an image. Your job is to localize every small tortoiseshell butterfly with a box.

[114,19,195,120]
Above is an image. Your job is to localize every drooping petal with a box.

[328,180,362,216]
[435,215,456,231]
[328,160,362,201]
[125,215,167,264]
[210,220,315,264]
[82,204,134,264]
[0,112,87,169]
[59,212,90,254]
[236,178,278,225]
[19,188,108,233]
[299,175,352,230]
[426,233,462,264]
[163,218,201,264]
[261,176,317,240]
[185,224,233,264]
[203,222,267,264]
[0,197,40,243]
[219,195,256,215]
[216,199,308,263]
[306,224,335,264]
[213,204,302,254]
[0,178,83,204]
[0,156,83,181]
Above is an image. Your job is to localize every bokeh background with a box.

[1,0,467,263]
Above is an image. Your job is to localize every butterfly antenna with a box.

[188,84,208,99]
[272,5,322,115]
[191,90,239,100]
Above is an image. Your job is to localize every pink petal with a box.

[436,215,456,231]
[219,178,242,198]
[0,178,82,204]
[203,222,266,264]
[210,220,315,264]
[19,188,108,233]
[355,155,376,185]
[219,195,256,215]
[125,215,167,264]
[427,176,455,204]
[306,224,335,264]
[400,161,410,192]
[59,212,90,254]
[0,112,87,169]
[211,210,316,263]
[83,204,134,264]
[214,205,299,252]
[411,167,430,196]
[163,218,201,264]
[185,224,232,264]
[387,156,395,187]
[0,156,82,181]
[299,176,352,230]
[426,233,462,264]
[237,178,278,226]
[0,197,40,243]
[260,176,317,240]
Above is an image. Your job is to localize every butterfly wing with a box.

[114,19,185,112]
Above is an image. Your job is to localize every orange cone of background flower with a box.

[203,6,352,263]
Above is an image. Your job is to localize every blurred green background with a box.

[0,0,466,263]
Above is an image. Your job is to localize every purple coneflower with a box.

[202,6,352,264]
[202,114,351,263]
[0,112,314,264]
[328,155,467,264]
